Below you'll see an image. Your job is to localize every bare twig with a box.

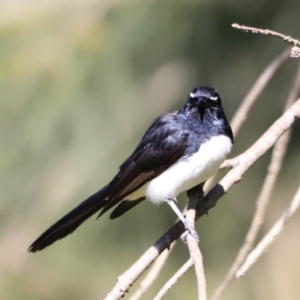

[232,23,300,47]
[104,99,300,300]
[211,63,300,300]
[187,238,206,300]
[129,243,175,300]
[205,48,289,191]
[230,49,290,136]
[149,191,206,300]
[186,192,207,300]
[283,63,300,109]
[236,185,300,278]
[137,191,206,300]
[153,258,194,300]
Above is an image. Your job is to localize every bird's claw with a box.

[187,184,204,198]
[180,226,200,243]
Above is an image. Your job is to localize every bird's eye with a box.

[188,92,199,107]
[210,94,219,101]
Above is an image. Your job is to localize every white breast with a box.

[143,135,232,204]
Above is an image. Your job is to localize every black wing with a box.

[100,112,189,216]
[29,112,189,252]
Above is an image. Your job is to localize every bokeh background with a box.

[1,1,300,299]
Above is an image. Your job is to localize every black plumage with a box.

[28,86,233,252]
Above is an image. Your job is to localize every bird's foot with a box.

[187,183,204,198]
[164,196,200,243]
[180,226,200,244]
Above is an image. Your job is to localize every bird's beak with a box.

[197,97,208,108]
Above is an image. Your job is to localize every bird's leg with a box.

[164,197,199,243]
[181,183,205,242]
[188,182,209,215]
[187,183,204,199]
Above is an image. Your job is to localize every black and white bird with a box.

[28,86,233,252]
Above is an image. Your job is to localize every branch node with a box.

[220,158,239,169]
[291,46,300,59]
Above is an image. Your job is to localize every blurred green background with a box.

[1,1,300,299]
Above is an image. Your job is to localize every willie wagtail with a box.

[28,86,233,252]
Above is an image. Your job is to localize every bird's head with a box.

[180,86,224,120]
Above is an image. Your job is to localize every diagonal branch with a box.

[230,49,290,136]
[152,51,292,297]
[236,185,300,277]
[153,258,194,300]
[104,99,300,300]
[186,191,207,300]
[211,62,300,300]
[128,243,176,300]
[205,48,290,190]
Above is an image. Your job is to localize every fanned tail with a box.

[28,185,110,252]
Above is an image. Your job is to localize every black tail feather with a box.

[28,185,110,252]
[109,197,145,219]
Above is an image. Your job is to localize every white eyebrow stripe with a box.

[210,96,218,101]
[190,92,195,98]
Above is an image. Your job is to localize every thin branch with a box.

[232,23,300,47]
[186,191,207,300]
[139,191,204,300]
[236,185,300,278]
[186,238,206,300]
[153,190,208,300]
[284,62,300,109]
[211,63,300,300]
[129,243,175,300]
[230,48,290,136]
[205,48,289,191]
[104,99,300,300]
[128,193,201,300]
[153,258,194,300]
